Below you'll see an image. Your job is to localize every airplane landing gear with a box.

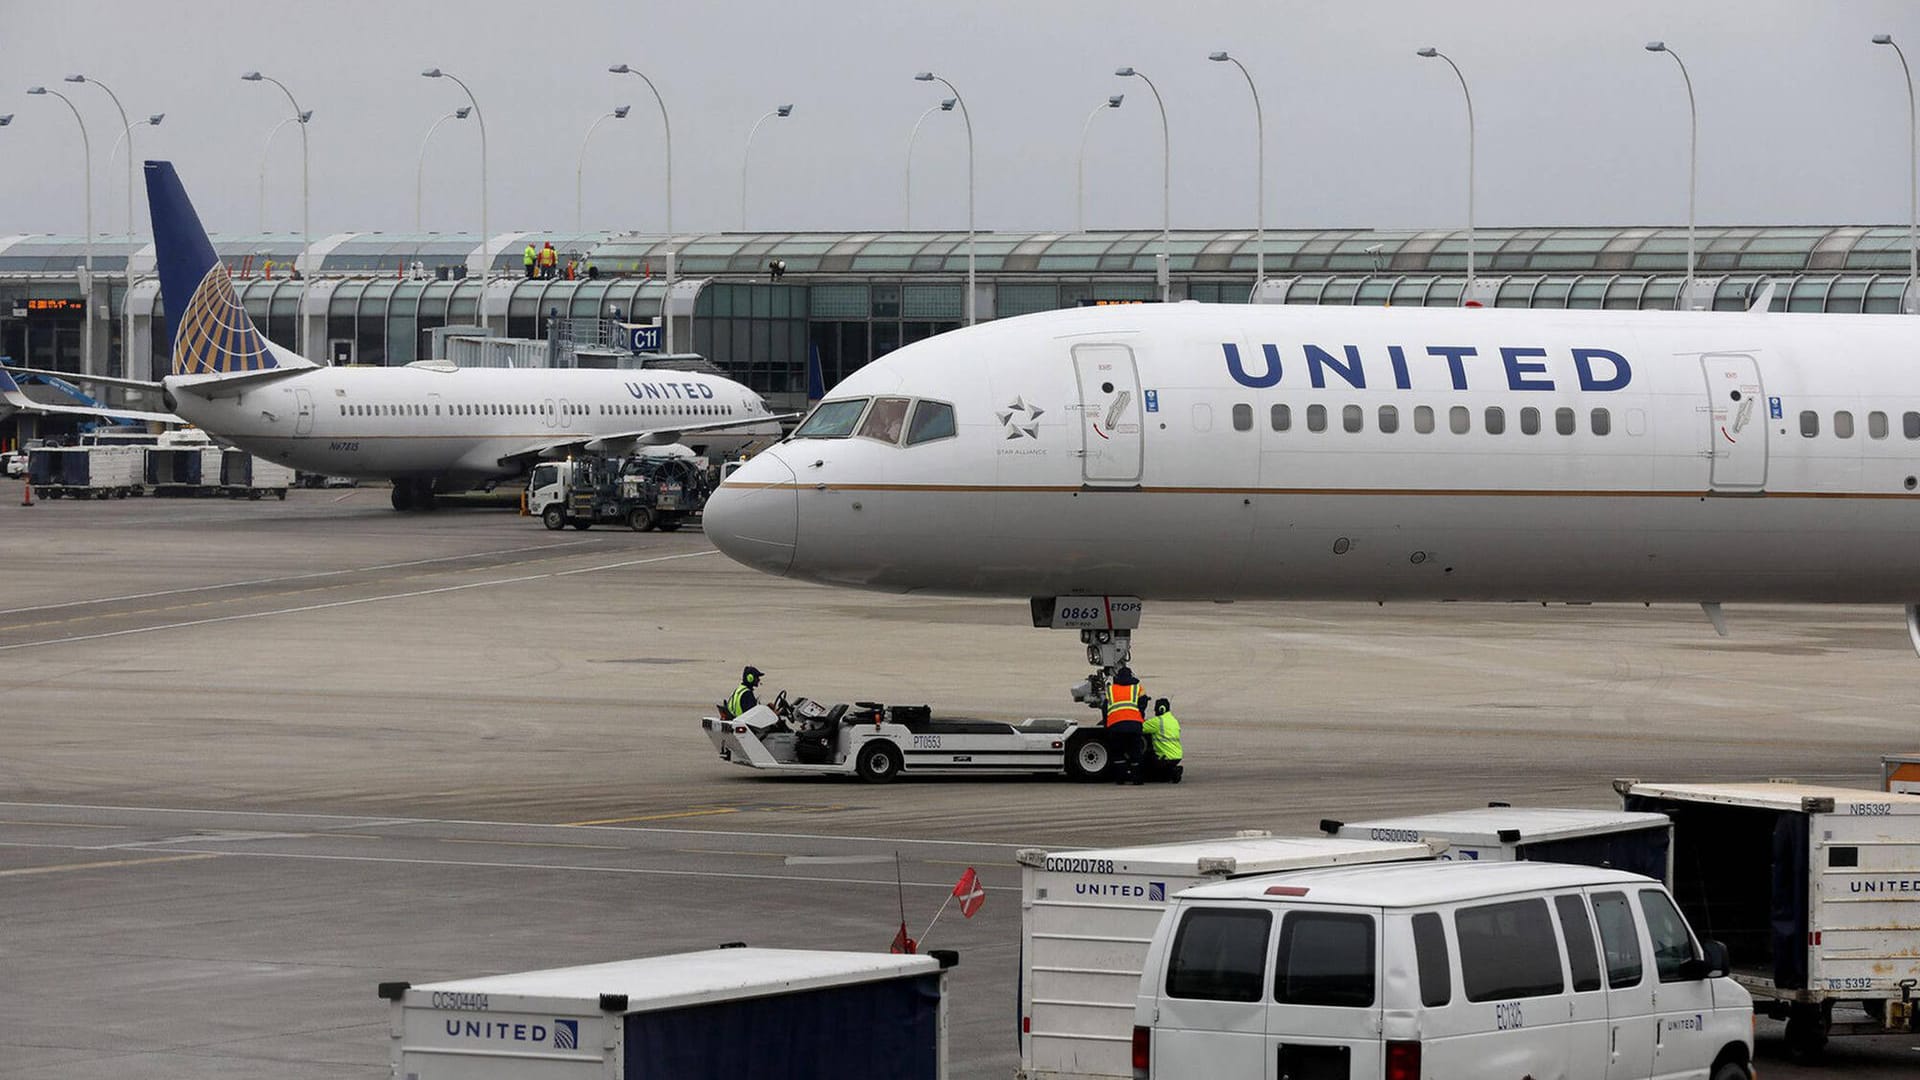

[389,479,439,512]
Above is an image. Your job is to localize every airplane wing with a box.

[169,367,310,399]
[492,413,797,468]
[0,369,180,425]
[0,365,165,393]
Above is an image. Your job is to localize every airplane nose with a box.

[705,449,797,577]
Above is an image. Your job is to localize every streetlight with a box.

[241,73,311,329]
[915,71,977,324]
[422,68,489,293]
[905,97,955,230]
[1644,42,1697,305]
[414,106,469,230]
[1210,51,1266,292]
[740,103,792,231]
[608,64,673,235]
[1876,33,1917,304]
[1416,48,1476,299]
[576,106,631,232]
[107,112,164,234]
[1076,94,1123,234]
[66,76,132,248]
[257,110,312,232]
[27,85,93,374]
[1115,66,1171,302]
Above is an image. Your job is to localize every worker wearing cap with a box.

[1103,667,1147,785]
[1143,698,1183,783]
[540,241,558,279]
[523,242,537,280]
[725,666,764,718]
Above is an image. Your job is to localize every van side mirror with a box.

[1686,940,1731,980]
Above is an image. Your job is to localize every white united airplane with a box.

[0,161,782,510]
[704,297,1920,683]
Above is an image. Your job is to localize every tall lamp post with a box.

[1416,48,1476,300]
[914,72,976,323]
[1076,94,1123,234]
[1876,33,1918,309]
[107,112,164,233]
[414,106,469,230]
[905,97,955,230]
[258,110,312,232]
[1644,42,1697,306]
[65,76,131,247]
[1209,51,1266,292]
[421,68,489,296]
[577,105,631,232]
[27,86,93,375]
[740,104,792,230]
[1115,67,1171,302]
[608,64,673,236]
[243,72,313,354]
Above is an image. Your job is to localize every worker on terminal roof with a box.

[724,666,764,719]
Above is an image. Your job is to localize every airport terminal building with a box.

[2,224,1917,403]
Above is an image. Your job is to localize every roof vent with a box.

[1265,885,1310,897]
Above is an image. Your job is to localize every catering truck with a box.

[380,947,954,1079]
[1319,805,1674,882]
[1617,779,1920,1058]
[1014,833,1444,1080]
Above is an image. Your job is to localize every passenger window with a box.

[1591,408,1611,436]
[1342,404,1363,433]
[1449,405,1470,435]
[1553,894,1603,993]
[1800,410,1820,438]
[1270,404,1291,432]
[1455,898,1565,1002]
[1378,405,1399,434]
[1906,411,1920,439]
[1590,892,1644,988]
[1556,407,1576,436]
[1166,907,1272,1002]
[1484,406,1505,435]
[1520,406,1540,435]
[1274,911,1374,1008]
[1414,405,1434,434]
[1233,403,1253,432]
[1412,911,1451,1007]
[793,398,870,439]
[1639,890,1698,982]
[1306,404,1327,433]
[1834,411,1855,439]
[1870,411,1889,439]
[905,400,957,445]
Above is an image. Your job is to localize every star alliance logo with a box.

[999,396,1045,440]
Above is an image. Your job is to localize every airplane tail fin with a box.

[806,342,826,403]
[146,161,313,379]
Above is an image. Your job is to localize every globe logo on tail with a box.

[173,263,274,376]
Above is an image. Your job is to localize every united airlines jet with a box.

[1,162,782,510]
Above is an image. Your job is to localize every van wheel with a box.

[1710,1060,1751,1080]
[1784,1002,1829,1062]
[570,519,592,530]
[855,741,903,783]
[628,507,655,532]
[542,506,567,531]
[657,517,682,532]
[1064,731,1112,782]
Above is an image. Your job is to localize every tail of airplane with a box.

[146,161,313,379]
[806,342,826,403]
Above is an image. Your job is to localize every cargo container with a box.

[1319,805,1673,882]
[28,444,143,498]
[218,449,292,499]
[144,445,221,494]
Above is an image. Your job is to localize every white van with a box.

[1133,861,1753,1080]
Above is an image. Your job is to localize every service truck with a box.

[1319,804,1674,882]
[528,446,714,532]
[1014,833,1444,1080]
[380,947,954,1080]
[1617,779,1920,1058]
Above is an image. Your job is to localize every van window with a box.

[1273,912,1374,1008]
[1639,890,1698,982]
[1456,898,1565,1002]
[1166,908,1271,1002]
[1553,894,1603,992]
[1412,912,1451,1007]
[1591,891,1644,987]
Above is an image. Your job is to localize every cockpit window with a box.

[906,400,956,445]
[792,398,869,438]
[856,397,912,444]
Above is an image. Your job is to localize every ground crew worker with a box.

[523,242,537,279]
[540,241,558,279]
[1143,698,1183,784]
[1103,666,1147,785]
[724,666,764,718]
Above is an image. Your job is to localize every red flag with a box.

[890,921,917,954]
[954,867,986,919]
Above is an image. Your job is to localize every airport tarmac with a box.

[1,482,1915,1078]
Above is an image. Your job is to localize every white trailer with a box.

[1319,805,1674,881]
[217,449,292,499]
[29,444,144,498]
[381,947,953,1080]
[1014,833,1444,1080]
[1617,779,1920,1057]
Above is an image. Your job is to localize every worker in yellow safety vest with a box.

[540,242,558,279]
[1103,667,1147,785]
[724,666,764,718]
[1142,698,1184,784]
[523,242,537,279]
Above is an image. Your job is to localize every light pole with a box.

[414,106,469,230]
[241,73,310,286]
[1076,94,1123,234]
[28,86,93,375]
[66,76,131,247]
[1210,51,1266,291]
[608,64,672,235]
[1115,67,1171,302]
[1645,42,1697,304]
[915,72,976,323]
[257,110,311,232]
[740,104,792,231]
[107,112,164,235]
[1416,48,1476,299]
[577,105,631,232]
[422,68,489,294]
[905,97,955,229]
[1876,33,1917,303]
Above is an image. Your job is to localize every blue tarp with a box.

[625,972,941,1079]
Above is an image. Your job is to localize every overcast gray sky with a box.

[4,0,1919,241]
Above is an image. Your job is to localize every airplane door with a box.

[294,388,313,436]
[1701,354,1766,490]
[1072,343,1143,485]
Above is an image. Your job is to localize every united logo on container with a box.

[553,1019,578,1049]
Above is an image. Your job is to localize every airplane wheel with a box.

[855,741,903,784]
[628,507,655,532]
[390,483,413,512]
[1065,731,1112,782]
[542,506,567,531]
